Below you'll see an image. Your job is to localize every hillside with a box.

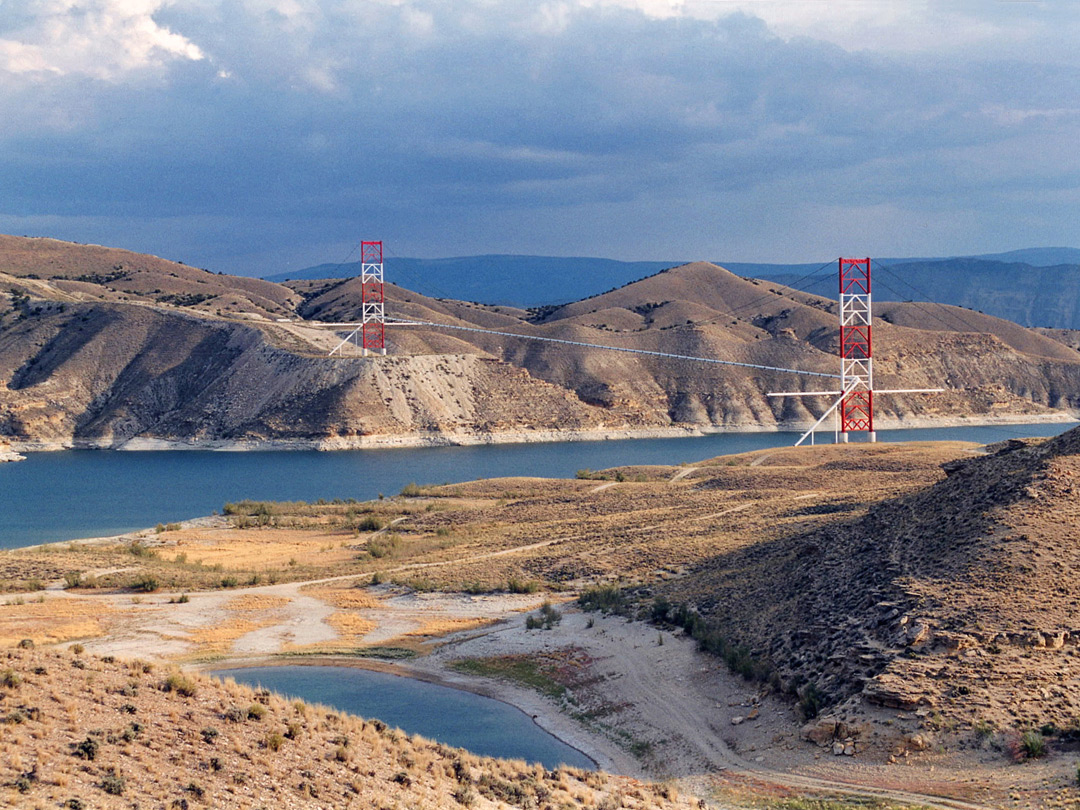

[3,235,1080,450]
[0,646,696,809]
[656,424,1080,752]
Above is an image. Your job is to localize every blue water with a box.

[1,422,1074,549]
[212,665,594,770]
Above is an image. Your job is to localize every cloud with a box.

[0,0,204,79]
[0,0,1078,272]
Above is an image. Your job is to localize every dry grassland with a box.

[0,646,700,809]
[0,597,113,647]
[0,443,971,604]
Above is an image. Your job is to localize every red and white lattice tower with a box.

[839,257,874,441]
[360,241,385,356]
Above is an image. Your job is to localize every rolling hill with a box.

[2,235,1080,450]
[272,248,1080,329]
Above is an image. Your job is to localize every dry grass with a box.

[0,646,700,809]
[299,583,381,610]
[404,617,496,638]
[324,613,378,640]
[0,597,112,647]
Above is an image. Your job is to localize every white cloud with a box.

[0,0,204,79]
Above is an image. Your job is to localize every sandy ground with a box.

[34,570,996,810]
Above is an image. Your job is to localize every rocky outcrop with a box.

[669,425,1080,743]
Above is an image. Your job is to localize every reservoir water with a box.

[1,421,1074,549]
[212,665,594,770]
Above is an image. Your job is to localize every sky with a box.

[1,0,1079,277]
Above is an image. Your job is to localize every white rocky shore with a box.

[5,410,1077,455]
[0,443,26,462]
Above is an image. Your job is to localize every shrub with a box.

[1021,730,1048,759]
[63,571,83,589]
[16,638,34,649]
[201,727,219,744]
[0,669,20,689]
[161,673,197,697]
[798,683,824,721]
[247,703,267,721]
[391,771,412,786]
[265,731,284,751]
[453,785,477,806]
[507,577,540,594]
[131,574,159,592]
[367,534,401,559]
[101,773,125,795]
[357,515,383,532]
[399,482,422,497]
[74,736,99,760]
[71,643,84,655]
[578,584,626,614]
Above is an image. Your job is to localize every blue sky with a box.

[1,0,1078,277]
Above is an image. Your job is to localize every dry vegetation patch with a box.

[0,646,700,809]
[0,597,112,647]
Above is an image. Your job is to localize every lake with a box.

[212,665,594,770]
[1,421,1074,549]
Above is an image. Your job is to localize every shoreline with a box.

[6,410,1078,456]
[198,654,604,771]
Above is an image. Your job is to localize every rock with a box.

[863,676,925,710]
[907,622,932,646]
[731,716,745,726]
[746,709,760,721]
[802,715,847,746]
[832,741,846,756]
[1049,631,1067,649]
[906,733,930,751]
[843,744,855,756]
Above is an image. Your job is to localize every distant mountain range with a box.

[266,248,1080,328]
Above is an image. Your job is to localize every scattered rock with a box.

[802,715,847,746]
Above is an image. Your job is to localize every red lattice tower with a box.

[839,257,873,438]
[360,241,385,355]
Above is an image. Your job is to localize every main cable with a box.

[386,318,842,379]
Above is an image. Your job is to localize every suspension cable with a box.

[384,318,842,379]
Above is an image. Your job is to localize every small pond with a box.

[212,665,594,770]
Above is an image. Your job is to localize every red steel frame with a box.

[360,241,385,355]
[839,258,873,435]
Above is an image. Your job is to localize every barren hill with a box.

[2,235,1080,448]
[660,424,1080,750]
[0,646,695,809]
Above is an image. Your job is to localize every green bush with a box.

[0,669,21,688]
[74,736,99,761]
[577,584,627,614]
[507,577,540,594]
[63,571,82,589]
[1021,729,1047,759]
[357,515,383,532]
[247,703,267,721]
[131,574,159,593]
[100,773,125,795]
[367,534,401,559]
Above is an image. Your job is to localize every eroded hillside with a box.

[3,235,1079,448]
